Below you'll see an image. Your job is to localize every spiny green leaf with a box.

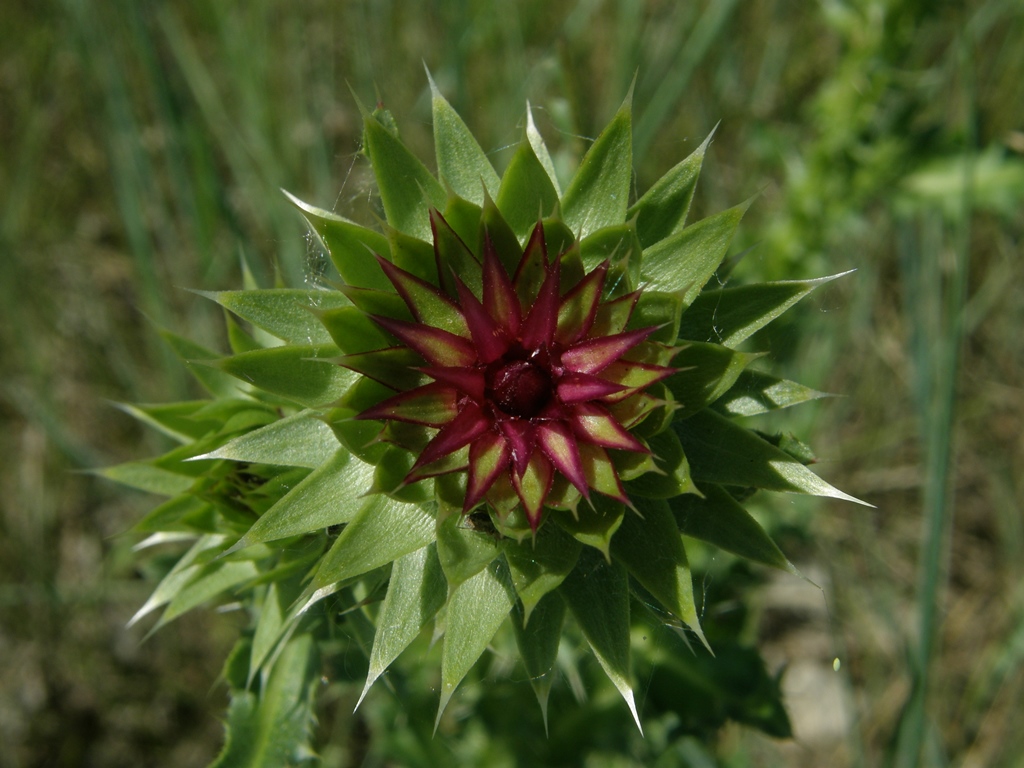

[526,103,561,196]
[677,272,852,347]
[196,411,340,469]
[628,290,685,343]
[211,634,318,768]
[628,128,713,247]
[554,498,626,561]
[623,428,698,499]
[503,523,582,624]
[640,198,751,303]
[338,347,425,391]
[159,558,259,626]
[667,342,763,417]
[218,408,279,436]
[429,73,500,203]
[437,558,516,728]
[360,99,446,241]
[316,305,391,354]
[559,547,641,732]
[212,345,354,408]
[336,285,412,322]
[196,288,349,346]
[612,497,705,644]
[283,191,392,291]
[311,494,436,590]
[562,94,633,239]
[436,513,502,590]
[158,328,245,398]
[431,209,482,298]
[97,462,196,497]
[230,450,372,549]
[225,312,264,353]
[579,223,642,292]
[129,534,227,627]
[385,222,438,285]
[671,484,798,574]
[249,580,302,683]
[677,409,869,505]
[497,136,560,241]
[480,192,523,275]
[368,445,436,504]
[358,544,447,709]
[112,401,221,443]
[717,370,832,417]
[511,591,565,730]
[133,494,216,534]
[443,194,484,253]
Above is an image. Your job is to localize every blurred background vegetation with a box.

[2,0,1023,765]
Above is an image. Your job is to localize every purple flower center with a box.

[487,358,553,418]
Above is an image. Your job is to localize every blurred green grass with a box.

[1,0,1023,765]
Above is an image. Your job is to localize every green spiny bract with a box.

[106,78,862,753]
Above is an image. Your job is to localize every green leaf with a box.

[677,409,868,504]
[559,547,641,732]
[561,95,633,239]
[717,370,831,417]
[361,101,446,241]
[612,497,705,643]
[159,558,259,626]
[197,411,340,469]
[337,285,412,321]
[213,345,355,408]
[667,342,763,417]
[623,428,698,499]
[158,328,245,398]
[284,191,392,291]
[311,495,436,591]
[113,400,220,443]
[511,591,565,729]
[133,494,216,534]
[211,634,318,768]
[502,523,582,623]
[437,513,501,590]
[230,450,373,549]
[480,192,523,275]
[429,73,500,203]
[442,194,484,252]
[431,209,482,298]
[197,289,349,346]
[385,222,438,285]
[143,431,229,475]
[496,136,560,241]
[554,498,626,561]
[358,544,447,708]
[527,104,561,194]
[628,290,685,344]
[97,462,195,496]
[218,408,279,436]
[579,223,643,292]
[249,580,301,683]
[129,534,227,627]
[677,272,852,347]
[316,306,391,354]
[225,312,264,353]
[628,128,713,248]
[437,559,516,727]
[671,484,797,573]
[640,198,751,303]
[338,347,425,391]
